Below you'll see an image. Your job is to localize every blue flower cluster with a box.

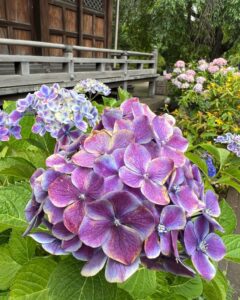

[74,78,111,96]
[215,133,240,157]
[0,82,99,145]
[0,110,21,141]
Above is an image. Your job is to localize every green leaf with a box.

[169,275,203,299]
[222,234,240,263]
[203,269,228,300]
[0,157,36,179]
[0,228,11,245]
[10,257,57,300]
[115,289,133,300]
[0,183,31,231]
[185,152,208,175]
[0,246,21,290]
[200,144,230,168]
[118,268,156,299]
[218,200,237,235]
[151,272,170,299]
[48,257,117,300]
[118,87,131,102]
[0,291,9,300]
[216,177,240,193]
[8,230,36,265]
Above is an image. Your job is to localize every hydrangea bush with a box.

[1,79,240,299]
[24,94,226,283]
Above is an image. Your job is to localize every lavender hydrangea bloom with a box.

[215,133,240,157]
[74,79,111,96]
[23,96,226,283]
[184,217,225,280]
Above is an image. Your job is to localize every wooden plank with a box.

[128,69,155,76]
[127,59,155,64]
[0,54,69,62]
[73,57,124,63]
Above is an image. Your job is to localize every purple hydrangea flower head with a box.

[24,97,225,283]
[184,217,226,280]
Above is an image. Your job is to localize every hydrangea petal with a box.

[192,251,216,280]
[144,231,161,259]
[121,205,154,239]
[72,150,97,168]
[133,116,152,144]
[167,131,188,152]
[124,143,151,173]
[104,175,124,194]
[148,157,174,184]
[48,175,79,207]
[105,258,139,283]
[204,233,226,261]
[52,222,75,241]
[141,180,170,205]
[63,201,85,234]
[160,232,172,256]
[29,232,56,244]
[81,250,107,276]
[161,146,186,167]
[176,186,201,214]
[119,166,143,188]
[42,240,67,255]
[71,167,91,192]
[94,154,117,177]
[194,216,209,242]
[41,170,60,191]
[160,205,186,230]
[73,245,94,261]
[79,217,111,247]
[84,131,111,154]
[184,221,197,255]
[205,190,220,217]
[152,116,173,142]
[85,200,114,221]
[61,236,82,252]
[43,198,64,225]
[109,130,134,152]
[102,225,142,265]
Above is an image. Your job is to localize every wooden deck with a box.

[0,38,158,98]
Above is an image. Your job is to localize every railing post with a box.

[96,62,106,72]
[121,51,128,90]
[63,45,74,80]
[15,62,30,75]
[148,46,158,97]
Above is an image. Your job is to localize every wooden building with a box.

[0,0,113,56]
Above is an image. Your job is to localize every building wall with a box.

[0,0,112,56]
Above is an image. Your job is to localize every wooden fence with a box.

[0,38,158,97]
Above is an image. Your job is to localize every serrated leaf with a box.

[48,257,117,300]
[0,246,21,290]
[8,230,36,265]
[169,275,203,298]
[222,234,240,263]
[0,157,35,179]
[203,269,227,300]
[10,257,57,300]
[0,183,31,231]
[218,200,237,235]
[151,272,170,299]
[118,268,156,299]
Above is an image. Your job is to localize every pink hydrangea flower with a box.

[186,70,196,76]
[196,76,206,84]
[212,58,227,67]
[193,83,203,93]
[208,64,219,74]
[164,73,172,80]
[174,60,185,68]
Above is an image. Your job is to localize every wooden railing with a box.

[0,39,158,97]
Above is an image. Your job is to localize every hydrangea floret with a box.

[74,78,111,96]
[215,133,240,157]
[24,94,226,283]
[0,82,98,145]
